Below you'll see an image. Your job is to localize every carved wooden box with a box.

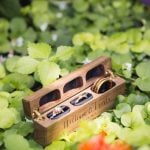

[23,56,125,146]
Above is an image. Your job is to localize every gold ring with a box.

[91,77,113,93]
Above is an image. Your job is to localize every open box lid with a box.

[23,56,111,119]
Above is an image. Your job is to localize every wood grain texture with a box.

[33,76,125,146]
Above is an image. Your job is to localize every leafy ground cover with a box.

[0,0,150,150]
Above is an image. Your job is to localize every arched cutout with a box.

[63,77,83,93]
[39,89,61,106]
[86,64,104,81]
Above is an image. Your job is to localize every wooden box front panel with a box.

[34,77,125,146]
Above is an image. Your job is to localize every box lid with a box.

[23,56,111,118]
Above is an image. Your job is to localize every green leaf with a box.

[5,56,20,72]
[114,103,131,118]
[60,68,69,77]
[126,94,149,107]
[55,46,74,61]
[90,34,106,51]
[0,18,9,32]
[4,134,32,150]
[131,40,150,54]
[121,112,132,127]
[120,125,150,146]
[131,105,146,127]
[126,29,142,44]
[73,0,89,12]
[0,63,6,78]
[0,41,11,53]
[135,77,150,92]
[10,17,27,37]
[112,53,132,72]
[10,108,21,124]
[9,91,26,113]
[0,0,21,19]
[34,71,41,82]
[38,61,60,86]
[38,31,52,44]
[88,50,111,60]
[136,61,150,79]
[107,32,127,51]
[23,28,37,42]
[28,140,43,150]
[15,56,39,74]
[0,97,8,109]
[113,43,130,54]
[143,29,150,40]
[45,141,65,150]
[0,91,9,109]
[0,108,19,129]
[13,121,34,137]
[3,73,34,91]
[73,33,94,46]
[137,145,150,150]
[145,102,150,116]
[27,42,51,59]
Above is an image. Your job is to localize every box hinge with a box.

[32,109,45,121]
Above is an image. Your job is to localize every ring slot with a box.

[70,92,93,106]
[47,105,70,120]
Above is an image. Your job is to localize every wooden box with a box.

[23,56,125,146]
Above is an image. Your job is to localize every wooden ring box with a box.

[23,56,125,146]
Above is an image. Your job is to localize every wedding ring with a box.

[91,70,115,93]
[52,106,64,117]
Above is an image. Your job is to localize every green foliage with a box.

[0,0,150,149]
[136,61,150,79]
[135,61,150,91]
[73,0,89,12]
[27,43,51,59]
[10,121,34,137]
[0,108,20,129]
[0,91,9,109]
[5,56,20,72]
[15,57,39,75]
[0,63,6,78]
[10,18,27,38]
[0,0,20,19]
[4,134,32,150]
[113,103,131,118]
[45,141,66,150]
[125,94,149,107]
[2,73,34,92]
[50,46,74,62]
[37,61,60,86]
[135,78,150,92]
